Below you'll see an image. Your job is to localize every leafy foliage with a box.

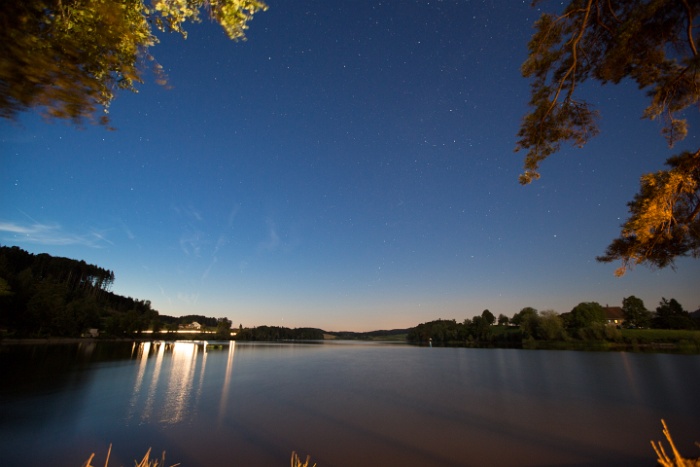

[481,309,496,325]
[518,0,700,274]
[406,300,698,350]
[535,310,566,341]
[215,317,232,339]
[511,307,538,327]
[653,297,696,329]
[621,295,652,328]
[235,326,325,341]
[0,0,267,125]
[564,301,606,330]
[597,150,700,274]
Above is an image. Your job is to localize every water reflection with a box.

[2,342,699,466]
[619,351,643,404]
[126,341,151,422]
[218,342,236,425]
[126,341,235,425]
[143,341,165,421]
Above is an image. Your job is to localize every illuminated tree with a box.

[0,0,267,125]
[517,0,700,275]
[596,151,700,273]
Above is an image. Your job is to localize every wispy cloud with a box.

[227,205,240,228]
[200,234,228,280]
[177,291,200,305]
[179,230,204,256]
[119,219,136,240]
[0,220,111,248]
[259,218,281,251]
[173,203,204,222]
[89,230,115,246]
[174,203,207,257]
[158,284,173,307]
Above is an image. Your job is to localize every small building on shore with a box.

[179,322,202,330]
[603,306,625,326]
[82,328,99,338]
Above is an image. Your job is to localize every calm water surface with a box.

[1,341,699,466]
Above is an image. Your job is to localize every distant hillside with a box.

[326,329,409,340]
[234,326,325,341]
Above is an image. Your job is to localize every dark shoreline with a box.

[0,337,150,346]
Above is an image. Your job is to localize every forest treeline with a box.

[235,326,325,341]
[330,329,409,340]
[0,246,226,338]
[408,302,700,350]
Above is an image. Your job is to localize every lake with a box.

[1,340,699,466]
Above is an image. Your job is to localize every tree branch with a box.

[680,0,698,56]
[546,0,595,117]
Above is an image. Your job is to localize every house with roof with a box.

[602,306,625,327]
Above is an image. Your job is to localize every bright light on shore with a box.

[140,330,237,336]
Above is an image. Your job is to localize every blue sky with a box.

[2,1,699,331]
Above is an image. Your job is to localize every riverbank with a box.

[5,330,700,355]
[0,337,149,346]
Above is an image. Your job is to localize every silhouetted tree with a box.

[534,310,566,341]
[566,302,606,330]
[518,309,540,339]
[469,315,492,341]
[216,317,233,339]
[622,295,652,328]
[481,309,496,326]
[0,246,158,337]
[653,298,695,329]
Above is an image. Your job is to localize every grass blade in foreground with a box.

[652,420,700,467]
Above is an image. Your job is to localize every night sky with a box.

[2,1,699,331]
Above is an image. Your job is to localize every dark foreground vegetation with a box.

[2,246,699,352]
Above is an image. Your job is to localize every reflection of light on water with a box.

[77,341,96,357]
[162,342,199,424]
[125,341,233,426]
[619,352,642,403]
[218,342,236,426]
[142,342,166,422]
[194,342,208,408]
[127,342,151,422]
